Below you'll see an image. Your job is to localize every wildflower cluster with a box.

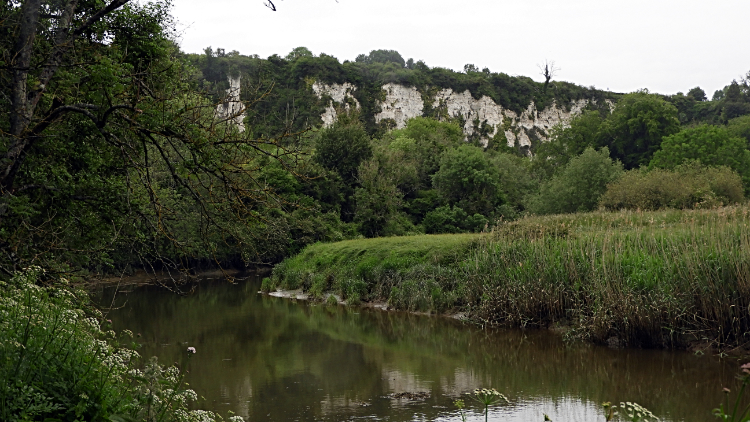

[603,401,660,422]
[471,388,509,407]
[0,268,242,422]
[470,388,509,422]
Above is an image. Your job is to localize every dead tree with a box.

[538,60,560,93]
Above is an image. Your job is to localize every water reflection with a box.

[93,274,740,422]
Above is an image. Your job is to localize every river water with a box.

[94,273,744,422]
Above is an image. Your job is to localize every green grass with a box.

[267,233,482,306]
[269,205,750,349]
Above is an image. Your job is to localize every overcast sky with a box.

[171,0,749,97]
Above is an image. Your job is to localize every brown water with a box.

[93,273,744,422]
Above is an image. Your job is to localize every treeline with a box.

[184,47,616,139]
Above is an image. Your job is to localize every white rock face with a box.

[375,83,424,129]
[431,88,591,147]
[215,75,245,132]
[311,81,598,148]
[312,82,360,127]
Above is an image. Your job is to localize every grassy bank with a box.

[266,205,750,349]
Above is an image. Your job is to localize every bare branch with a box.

[537,59,560,92]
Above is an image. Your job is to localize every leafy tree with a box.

[391,117,464,186]
[314,120,372,183]
[688,87,707,102]
[356,49,405,67]
[526,147,623,215]
[727,115,750,146]
[313,120,372,222]
[431,145,503,216]
[532,109,605,178]
[286,46,313,61]
[464,64,480,73]
[404,189,444,222]
[722,81,750,121]
[353,160,404,237]
[0,1,303,274]
[490,152,537,213]
[600,91,680,169]
[368,135,421,195]
[650,124,750,190]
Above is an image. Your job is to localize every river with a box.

[93,272,743,422]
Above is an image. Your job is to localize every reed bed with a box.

[268,205,750,349]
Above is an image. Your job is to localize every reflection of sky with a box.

[436,398,603,422]
[97,277,733,422]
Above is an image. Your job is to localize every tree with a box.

[314,120,372,183]
[650,124,750,191]
[727,115,750,146]
[687,87,707,102]
[422,205,487,234]
[285,46,313,61]
[538,60,559,92]
[601,163,744,210]
[0,1,301,275]
[722,81,750,121]
[313,120,371,222]
[600,91,680,169]
[353,160,403,237]
[390,117,464,187]
[431,145,503,216]
[526,147,623,215]
[532,109,605,178]
[464,64,480,74]
[355,49,405,67]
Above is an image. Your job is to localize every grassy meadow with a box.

[267,205,750,349]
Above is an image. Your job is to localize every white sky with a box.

[171,0,750,96]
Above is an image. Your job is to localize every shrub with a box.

[526,147,624,215]
[600,163,744,210]
[423,205,487,234]
[601,91,681,169]
[432,145,503,215]
[650,124,750,193]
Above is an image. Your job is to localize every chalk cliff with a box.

[312,82,361,126]
[313,81,609,148]
[215,75,246,132]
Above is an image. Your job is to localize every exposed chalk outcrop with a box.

[431,89,591,147]
[375,83,424,129]
[312,81,599,148]
[312,82,360,126]
[215,75,246,132]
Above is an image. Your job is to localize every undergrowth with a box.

[0,268,242,422]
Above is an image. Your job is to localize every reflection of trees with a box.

[102,279,739,422]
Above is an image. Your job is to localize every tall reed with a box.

[270,205,750,348]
